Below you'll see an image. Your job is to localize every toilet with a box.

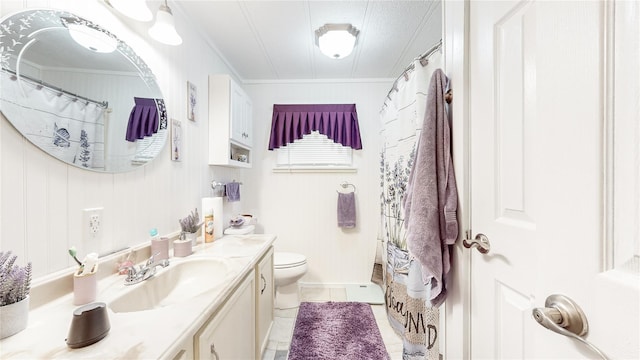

[273,252,308,309]
[223,223,308,309]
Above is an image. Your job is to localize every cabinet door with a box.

[241,95,253,147]
[256,248,274,358]
[229,81,245,145]
[196,272,255,360]
[229,82,252,148]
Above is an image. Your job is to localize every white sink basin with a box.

[210,236,266,256]
[109,258,231,313]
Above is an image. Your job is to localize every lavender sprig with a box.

[0,251,32,306]
[179,208,202,233]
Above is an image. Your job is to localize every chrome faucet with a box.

[124,253,169,285]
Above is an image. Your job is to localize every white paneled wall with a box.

[0,0,392,285]
[243,81,390,285]
[0,0,242,278]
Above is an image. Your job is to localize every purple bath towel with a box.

[337,192,356,228]
[403,68,459,307]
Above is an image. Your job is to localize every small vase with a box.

[185,232,198,246]
[0,295,29,339]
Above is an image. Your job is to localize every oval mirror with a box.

[0,9,167,172]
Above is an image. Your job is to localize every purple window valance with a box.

[125,97,167,142]
[268,104,362,150]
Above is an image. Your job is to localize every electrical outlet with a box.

[83,207,103,243]
[89,214,100,234]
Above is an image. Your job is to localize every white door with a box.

[468,1,639,359]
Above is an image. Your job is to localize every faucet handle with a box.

[146,252,161,266]
[157,259,170,268]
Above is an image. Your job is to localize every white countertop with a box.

[0,234,276,359]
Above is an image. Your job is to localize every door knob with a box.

[462,233,491,254]
[532,294,609,360]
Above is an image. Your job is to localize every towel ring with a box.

[337,182,356,193]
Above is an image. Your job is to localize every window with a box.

[275,131,354,171]
[268,104,361,172]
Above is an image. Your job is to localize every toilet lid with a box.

[274,252,307,269]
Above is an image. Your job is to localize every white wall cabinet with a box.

[209,74,253,168]
[194,270,256,359]
[256,247,274,358]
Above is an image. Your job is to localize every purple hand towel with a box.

[337,192,356,228]
[226,182,240,202]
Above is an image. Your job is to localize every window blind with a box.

[276,131,352,167]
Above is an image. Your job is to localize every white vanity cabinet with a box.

[194,270,256,359]
[256,247,274,358]
[208,74,253,168]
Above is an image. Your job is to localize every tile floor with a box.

[261,286,403,360]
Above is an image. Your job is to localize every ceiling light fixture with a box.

[105,0,153,22]
[315,24,359,60]
[63,18,118,53]
[148,0,183,46]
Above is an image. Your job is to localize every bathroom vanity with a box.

[0,234,276,359]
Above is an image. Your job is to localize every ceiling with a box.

[174,1,442,81]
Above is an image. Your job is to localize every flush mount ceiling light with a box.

[63,18,118,53]
[315,24,359,59]
[148,0,183,46]
[105,0,153,22]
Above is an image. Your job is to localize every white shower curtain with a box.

[379,49,443,252]
[0,71,106,169]
[379,49,443,360]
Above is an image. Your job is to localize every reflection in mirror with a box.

[0,9,167,173]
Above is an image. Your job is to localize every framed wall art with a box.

[187,81,197,121]
[171,118,182,161]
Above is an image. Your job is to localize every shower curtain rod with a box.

[383,39,443,103]
[3,68,109,108]
[416,39,443,63]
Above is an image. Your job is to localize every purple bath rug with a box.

[288,301,390,360]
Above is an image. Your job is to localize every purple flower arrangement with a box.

[0,251,32,306]
[179,208,202,234]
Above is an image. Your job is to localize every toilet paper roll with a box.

[202,197,224,241]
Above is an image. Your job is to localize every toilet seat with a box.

[274,252,307,269]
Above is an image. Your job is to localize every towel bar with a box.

[337,181,356,193]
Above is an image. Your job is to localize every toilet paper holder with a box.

[210,181,225,197]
